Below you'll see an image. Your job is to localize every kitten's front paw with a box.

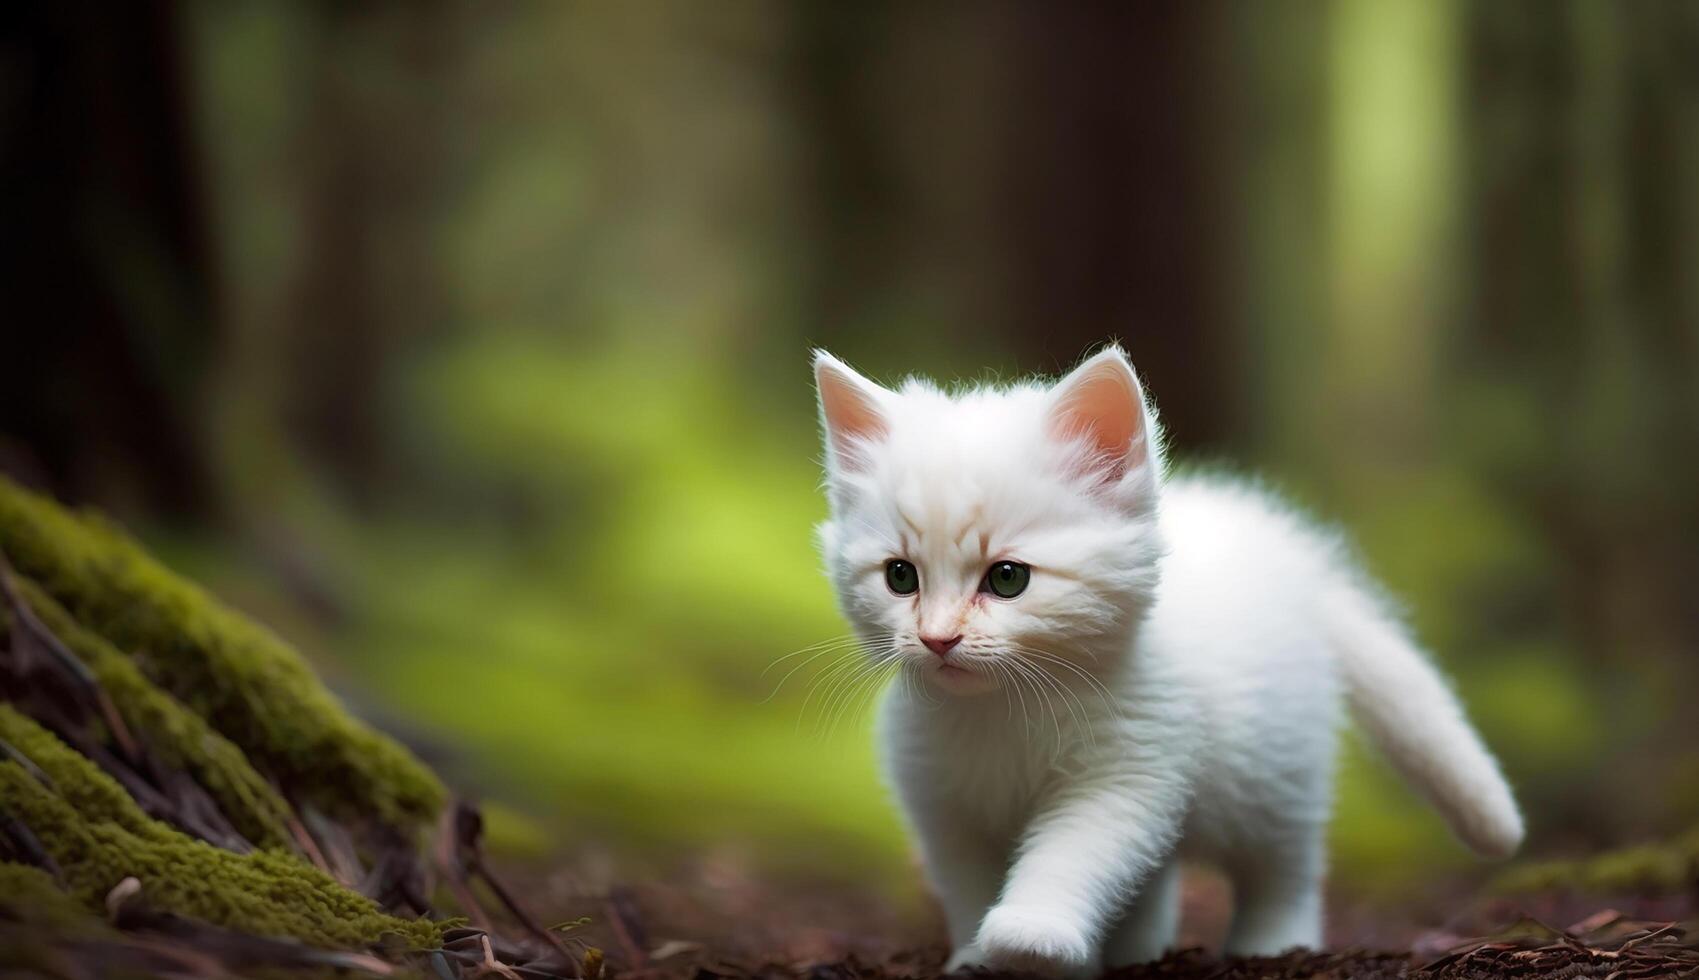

[973,905,1094,978]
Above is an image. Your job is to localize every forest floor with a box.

[492,852,1699,980]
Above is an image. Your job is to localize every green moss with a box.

[4,578,295,850]
[0,708,438,950]
[0,475,444,829]
[1493,831,1699,896]
[0,704,166,842]
[0,863,106,933]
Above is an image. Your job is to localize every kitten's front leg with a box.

[907,807,1008,963]
[973,766,1190,977]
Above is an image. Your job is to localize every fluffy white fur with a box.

[811,346,1523,976]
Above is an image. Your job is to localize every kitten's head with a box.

[813,346,1166,697]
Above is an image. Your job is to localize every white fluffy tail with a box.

[1326,588,1525,859]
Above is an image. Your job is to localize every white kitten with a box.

[811,346,1522,976]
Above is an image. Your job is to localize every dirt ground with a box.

[493,852,1699,980]
[4,849,1694,979]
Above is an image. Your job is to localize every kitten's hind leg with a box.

[1101,858,1181,967]
[1223,834,1325,957]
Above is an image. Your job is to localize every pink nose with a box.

[921,634,963,657]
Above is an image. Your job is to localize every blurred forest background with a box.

[2,0,1696,913]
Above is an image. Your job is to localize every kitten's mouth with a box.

[928,657,999,696]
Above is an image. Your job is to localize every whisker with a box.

[1010,644,1119,714]
[1018,656,1113,756]
[1014,662,1045,743]
[1029,658,1098,754]
[1001,660,1033,737]
[761,636,878,704]
[912,662,940,707]
[822,653,899,740]
[817,656,879,738]
[815,649,897,739]
[897,660,935,708]
[1007,656,1064,746]
[797,650,873,734]
[829,658,897,733]
[763,631,885,679]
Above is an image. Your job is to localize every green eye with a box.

[885,560,919,596]
[983,561,1030,599]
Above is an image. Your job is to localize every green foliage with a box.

[0,475,445,830]
[355,337,911,878]
[0,706,439,949]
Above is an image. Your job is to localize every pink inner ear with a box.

[817,362,888,459]
[1048,360,1148,481]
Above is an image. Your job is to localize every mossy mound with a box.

[0,863,107,933]
[3,578,295,849]
[1493,830,1699,896]
[0,706,440,949]
[0,473,452,957]
[0,475,444,829]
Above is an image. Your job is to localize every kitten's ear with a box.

[1046,345,1162,493]
[813,350,890,470]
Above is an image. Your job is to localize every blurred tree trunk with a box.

[1221,3,1329,479]
[788,2,900,351]
[181,0,461,618]
[995,3,1236,456]
[0,0,217,519]
[275,0,456,508]
[789,2,1237,456]
[1462,0,1699,837]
